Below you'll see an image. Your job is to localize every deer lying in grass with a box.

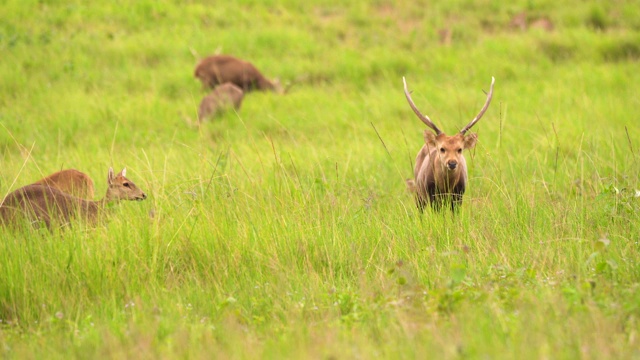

[510,12,554,32]
[404,76,495,212]
[0,168,146,229]
[198,82,244,121]
[32,168,95,199]
[194,54,282,93]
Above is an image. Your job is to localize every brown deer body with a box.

[32,169,95,199]
[0,168,146,228]
[198,82,244,121]
[510,12,554,32]
[194,55,281,92]
[404,77,495,211]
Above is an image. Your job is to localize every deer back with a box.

[197,82,244,121]
[0,185,99,228]
[194,55,278,92]
[32,169,95,199]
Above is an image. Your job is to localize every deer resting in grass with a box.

[32,168,95,199]
[194,54,282,93]
[0,168,146,229]
[198,82,244,121]
[404,76,495,212]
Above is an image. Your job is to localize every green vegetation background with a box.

[1,0,639,358]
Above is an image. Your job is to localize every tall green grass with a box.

[1,0,639,358]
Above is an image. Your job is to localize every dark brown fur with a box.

[198,82,244,121]
[0,168,146,229]
[32,169,95,199]
[194,55,280,92]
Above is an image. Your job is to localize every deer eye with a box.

[457,148,462,154]
[123,182,131,188]
[439,148,445,153]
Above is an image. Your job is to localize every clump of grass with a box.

[586,5,610,31]
[598,34,640,62]
[538,37,578,62]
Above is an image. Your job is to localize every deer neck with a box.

[99,191,121,208]
[432,158,462,191]
[258,78,275,91]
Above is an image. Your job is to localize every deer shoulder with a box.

[32,169,95,199]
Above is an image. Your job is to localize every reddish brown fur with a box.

[509,12,528,31]
[438,28,453,46]
[510,12,554,32]
[194,55,280,92]
[32,169,95,199]
[198,82,244,121]
[0,168,146,229]
[530,18,554,32]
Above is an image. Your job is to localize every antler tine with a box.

[403,77,443,135]
[460,76,495,135]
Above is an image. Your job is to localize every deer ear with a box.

[108,167,115,184]
[464,133,478,149]
[119,168,127,177]
[423,131,437,147]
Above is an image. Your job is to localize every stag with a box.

[32,168,95,199]
[194,55,281,93]
[404,77,495,211]
[198,82,244,121]
[0,167,146,229]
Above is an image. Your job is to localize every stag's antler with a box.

[403,77,443,135]
[460,77,495,135]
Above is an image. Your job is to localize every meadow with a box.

[1,0,640,358]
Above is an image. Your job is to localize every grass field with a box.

[1,0,640,358]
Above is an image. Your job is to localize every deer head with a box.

[404,76,495,172]
[105,167,147,202]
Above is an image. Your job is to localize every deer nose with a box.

[139,193,147,200]
[447,161,457,170]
